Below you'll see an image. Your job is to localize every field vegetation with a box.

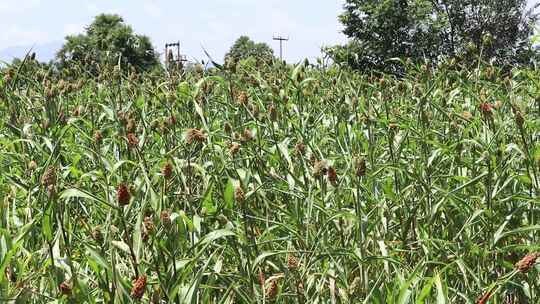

[1,55,539,303]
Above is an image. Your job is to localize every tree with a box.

[335,0,539,72]
[438,0,539,64]
[56,14,158,73]
[224,36,274,64]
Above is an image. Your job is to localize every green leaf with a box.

[199,229,235,246]
[416,278,434,303]
[194,101,207,128]
[42,204,53,242]
[179,211,194,232]
[133,207,144,262]
[60,188,112,208]
[495,225,540,245]
[193,215,202,234]
[434,273,446,304]
[0,220,35,284]
[252,250,289,271]
[397,267,420,304]
[99,103,114,120]
[224,179,234,210]
[277,139,293,171]
[112,240,131,254]
[86,246,111,271]
[202,183,217,215]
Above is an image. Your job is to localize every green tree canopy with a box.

[334,0,539,72]
[224,36,274,64]
[56,14,159,73]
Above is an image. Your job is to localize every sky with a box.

[1,1,538,64]
[0,0,349,63]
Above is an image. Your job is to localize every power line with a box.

[165,41,187,70]
[273,35,289,61]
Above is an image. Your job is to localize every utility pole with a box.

[165,41,187,70]
[273,35,289,61]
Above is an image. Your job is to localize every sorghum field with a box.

[1,59,540,303]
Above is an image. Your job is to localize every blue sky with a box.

[0,0,348,63]
[1,1,538,63]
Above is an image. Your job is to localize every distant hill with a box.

[0,41,62,64]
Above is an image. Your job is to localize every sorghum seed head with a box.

[91,228,103,242]
[94,130,103,144]
[515,252,540,273]
[131,275,147,299]
[235,186,245,203]
[162,162,173,179]
[266,279,278,299]
[3,72,13,83]
[512,105,524,127]
[28,160,38,171]
[143,216,154,241]
[479,102,493,116]
[224,122,232,134]
[268,104,278,121]
[287,255,299,270]
[126,119,136,133]
[160,210,171,226]
[41,166,56,187]
[59,281,72,295]
[241,129,254,142]
[313,160,328,177]
[57,79,66,91]
[294,141,306,156]
[327,166,338,186]
[229,143,241,155]
[117,184,131,206]
[515,111,524,127]
[237,91,248,105]
[168,115,176,126]
[258,270,265,287]
[46,87,55,99]
[355,158,366,177]
[186,128,207,144]
[127,133,139,148]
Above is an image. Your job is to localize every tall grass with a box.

[0,58,539,303]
